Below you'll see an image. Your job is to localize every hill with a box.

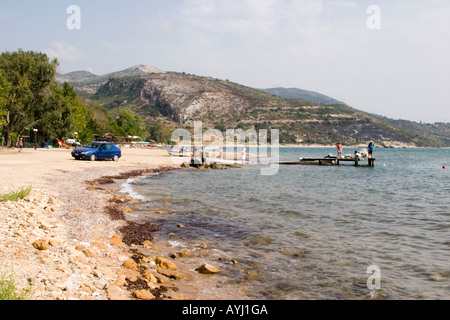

[259,87,344,105]
[58,67,450,147]
[56,65,165,97]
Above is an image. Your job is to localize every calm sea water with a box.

[124,147,449,300]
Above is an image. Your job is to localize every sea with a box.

[121,147,449,300]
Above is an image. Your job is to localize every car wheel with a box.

[75,156,80,160]
[90,154,96,161]
[113,155,119,162]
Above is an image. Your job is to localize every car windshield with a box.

[84,142,102,149]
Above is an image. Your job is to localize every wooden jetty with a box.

[279,157,375,167]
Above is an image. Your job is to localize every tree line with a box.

[0,49,173,148]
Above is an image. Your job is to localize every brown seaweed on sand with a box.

[104,200,126,221]
[125,276,168,300]
[85,166,177,186]
[103,166,177,180]
[119,221,161,245]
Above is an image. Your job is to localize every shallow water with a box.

[123,148,450,299]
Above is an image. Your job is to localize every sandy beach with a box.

[0,147,247,300]
[0,147,177,194]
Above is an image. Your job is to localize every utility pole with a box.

[6,111,10,148]
[33,128,38,150]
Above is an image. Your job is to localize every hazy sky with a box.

[1,0,449,123]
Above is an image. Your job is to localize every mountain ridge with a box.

[259,87,344,105]
[56,64,165,96]
[57,66,450,147]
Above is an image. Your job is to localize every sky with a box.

[1,0,449,123]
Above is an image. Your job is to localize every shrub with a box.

[0,270,32,300]
[0,186,31,202]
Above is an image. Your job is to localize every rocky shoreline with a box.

[0,163,247,300]
[0,183,171,300]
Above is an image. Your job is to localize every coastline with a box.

[0,147,247,300]
[3,146,445,300]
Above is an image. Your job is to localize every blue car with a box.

[71,142,122,161]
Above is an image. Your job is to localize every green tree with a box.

[76,102,114,143]
[147,120,172,143]
[116,109,144,137]
[77,110,97,143]
[62,82,89,136]
[38,82,74,139]
[0,71,11,138]
[106,116,120,135]
[0,49,58,146]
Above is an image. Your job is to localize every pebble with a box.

[123,259,139,271]
[133,289,155,300]
[0,185,232,300]
[195,263,220,274]
[155,257,178,270]
[0,191,152,300]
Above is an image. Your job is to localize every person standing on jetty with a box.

[336,142,343,159]
[191,145,199,166]
[201,146,206,167]
[368,140,375,158]
[241,147,247,165]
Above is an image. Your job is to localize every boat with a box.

[168,145,223,158]
[168,145,192,157]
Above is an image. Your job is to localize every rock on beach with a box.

[33,239,50,251]
[155,257,178,270]
[195,263,220,274]
[0,149,248,300]
[0,189,169,300]
[133,289,155,300]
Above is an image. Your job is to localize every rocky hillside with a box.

[58,67,450,147]
[56,65,165,97]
